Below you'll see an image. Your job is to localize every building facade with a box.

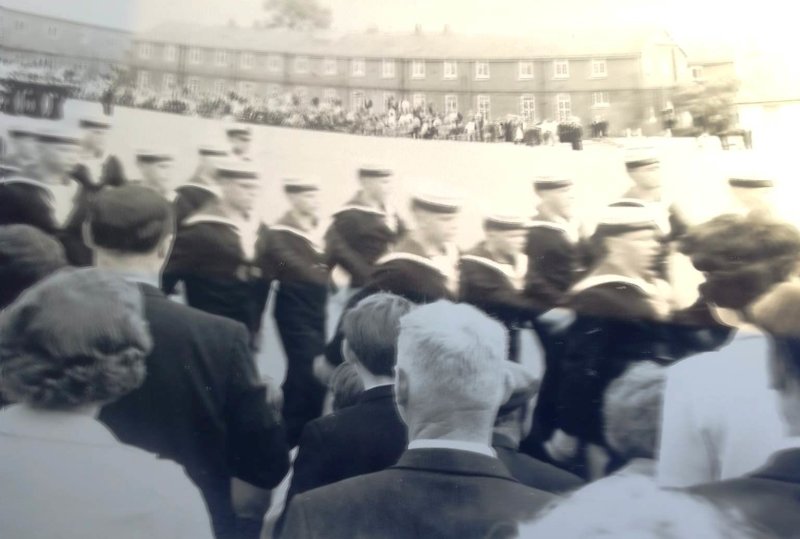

[0,6,132,75]
[130,24,691,133]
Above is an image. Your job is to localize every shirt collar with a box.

[408,438,497,458]
[772,436,800,453]
[117,271,160,289]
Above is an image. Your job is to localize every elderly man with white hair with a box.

[279,301,556,539]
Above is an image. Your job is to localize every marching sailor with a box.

[73,114,126,188]
[174,144,228,226]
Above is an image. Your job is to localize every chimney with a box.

[414,24,422,35]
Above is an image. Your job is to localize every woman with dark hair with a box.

[0,268,213,539]
[658,214,800,488]
[0,224,67,310]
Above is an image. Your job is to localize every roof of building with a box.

[136,22,678,59]
[0,3,134,34]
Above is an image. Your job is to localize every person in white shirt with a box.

[0,267,213,539]
[657,215,800,487]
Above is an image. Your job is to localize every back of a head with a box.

[0,225,67,309]
[0,268,152,409]
[397,300,508,414]
[330,362,365,411]
[680,214,800,309]
[511,475,764,539]
[342,293,415,377]
[88,185,173,254]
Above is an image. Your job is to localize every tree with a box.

[672,78,740,134]
[263,0,332,31]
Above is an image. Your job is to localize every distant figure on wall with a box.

[101,86,115,116]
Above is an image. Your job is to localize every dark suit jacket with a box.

[99,285,289,539]
[524,218,589,308]
[286,385,407,502]
[0,178,58,234]
[690,448,800,538]
[279,448,556,539]
[492,433,584,494]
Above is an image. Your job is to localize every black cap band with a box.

[79,119,110,129]
[217,170,258,180]
[284,184,319,194]
[411,198,460,214]
[137,154,173,164]
[534,179,573,191]
[359,168,392,178]
[626,158,659,170]
[37,133,80,145]
[484,219,528,231]
[199,149,227,157]
[729,178,774,189]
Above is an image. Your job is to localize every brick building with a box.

[0,5,132,76]
[130,23,692,133]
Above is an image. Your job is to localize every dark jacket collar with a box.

[138,282,166,299]
[491,432,518,451]
[392,447,517,482]
[358,384,395,404]
[752,448,800,483]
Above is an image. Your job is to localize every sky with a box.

[5,0,795,56]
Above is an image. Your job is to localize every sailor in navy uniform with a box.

[324,185,462,370]
[73,115,126,188]
[460,213,536,363]
[2,126,39,177]
[226,125,253,161]
[130,149,175,199]
[257,178,330,446]
[547,205,675,477]
[163,159,266,340]
[324,166,406,290]
[525,176,590,309]
[174,145,227,226]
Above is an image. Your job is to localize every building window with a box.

[413,93,426,109]
[324,88,338,104]
[592,91,610,107]
[294,56,309,74]
[520,95,535,121]
[138,43,152,60]
[554,60,569,79]
[187,77,200,94]
[691,66,704,80]
[215,50,228,67]
[381,59,395,79]
[162,73,176,92]
[46,25,59,39]
[443,61,458,80]
[556,93,571,122]
[445,94,458,114]
[189,47,202,65]
[351,90,366,109]
[411,60,425,79]
[351,58,366,77]
[164,45,177,62]
[477,95,491,119]
[241,53,254,70]
[591,58,607,78]
[518,61,534,80]
[268,54,283,73]
[137,70,150,90]
[323,57,337,75]
[13,19,25,31]
[475,62,490,80]
[213,79,227,95]
[383,91,396,110]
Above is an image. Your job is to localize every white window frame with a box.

[13,19,26,31]
[351,58,366,77]
[268,54,283,73]
[411,60,426,79]
[188,47,202,65]
[46,25,59,39]
[294,55,309,74]
[240,52,255,70]
[520,94,535,121]
[213,79,227,95]
[475,62,490,80]
[556,93,571,122]
[187,76,200,94]
[445,94,458,114]
[323,57,337,76]
[381,59,395,79]
[477,95,491,119]
[137,70,150,90]
[591,91,610,108]
[554,59,569,79]
[164,44,177,62]
[443,61,458,80]
[162,73,176,92]
[412,93,426,109]
[351,90,366,109]
[215,50,228,67]
[138,43,152,60]
[518,61,534,80]
[590,58,607,78]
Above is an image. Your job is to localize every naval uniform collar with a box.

[571,273,659,298]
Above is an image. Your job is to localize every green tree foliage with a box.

[672,78,740,134]
[263,0,332,30]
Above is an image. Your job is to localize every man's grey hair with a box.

[397,300,508,411]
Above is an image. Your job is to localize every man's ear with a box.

[395,367,409,409]
[157,231,175,260]
[82,221,96,250]
[341,339,354,364]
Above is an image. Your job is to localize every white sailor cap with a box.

[533,175,573,191]
[410,183,464,214]
[8,125,37,138]
[79,114,111,130]
[358,164,393,178]
[37,128,82,145]
[595,203,659,235]
[624,146,660,169]
[728,173,775,189]
[213,158,259,180]
[225,124,252,139]
[283,177,321,193]
[483,212,530,231]
[135,149,174,164]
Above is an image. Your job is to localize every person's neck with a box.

[628,184,662,202]
[408,414,494,445]
[537,204,567,223]
[205,200,247,222]
[592,259,648,283]
[288,209,316,232]
[413,231,446,257]
[40,167,69,186]
[360,190,385,210]
[485,241,512,264]
[94,252,163,286]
